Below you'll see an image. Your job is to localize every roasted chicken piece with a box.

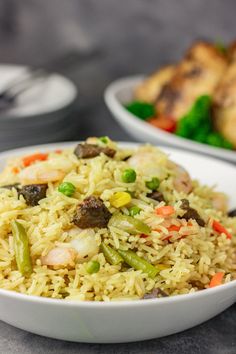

[135,65,176,103]
[213,42,236,147]
[155,42,228,120]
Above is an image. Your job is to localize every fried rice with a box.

[0,137,235,301]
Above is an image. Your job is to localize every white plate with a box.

[0,64,77,120]
[0,142,235,343]
[104,76,236,163]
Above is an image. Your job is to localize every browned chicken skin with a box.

[213,42,236,147]
[155,42,228,119]
[135,65,176,103]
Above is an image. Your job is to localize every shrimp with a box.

[211,192,228,212]
[128,148,168,179]
[167,160,193,194]
[41,247,77,269]
[19,162,65,185]
[69,228,99,259]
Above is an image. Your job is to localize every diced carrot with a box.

[140,234,149,238]
[11,167,20,174]
[163,225,181,241]
[55,149,62,154]
[156,206,175,217]
[22,153,48,167]
[167,225,181,232]
[148,116,176,133]
[212,220,232,239]
[209,272,224,288]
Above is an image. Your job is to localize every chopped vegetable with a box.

[125,101,156,120]
[212,220,232,239]
[148,116,176,133]
[58,182,76,197]
[110,192,132,208]
[12,167,20,174]
[146,177,160,191]
[121,169,137,183]
[129,205,141,216]
[101,243,123,265]
[118,249,159,279]
[99,136,109,144]
[22,153,48,167]
[108,213,151,235]
[175,95,233,150]
[167,225,181,232]
[209,272,224,287]
[86,260,100,274]
[156,205,175,217]
[11,220,32,275]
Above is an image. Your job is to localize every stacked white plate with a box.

[0,64,78,151]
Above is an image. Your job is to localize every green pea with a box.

[122,169,137,183]
[86,260,100,274]
[99,136,109,144]
[129,206,141,216]
[146,177,160,191]
[58,182,76,197]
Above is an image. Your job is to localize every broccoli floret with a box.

[125,101,156,120]
[175,95,233,150]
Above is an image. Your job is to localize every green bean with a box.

[101,243,123,265]
[118,249,158,279]
[11,221,32,275]
[108,213,151,235]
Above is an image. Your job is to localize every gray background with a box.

[0,0,236,352]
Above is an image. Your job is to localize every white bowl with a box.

[0,142,235,343]
[104,76,236,163]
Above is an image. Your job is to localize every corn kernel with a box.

[110,192,131,208]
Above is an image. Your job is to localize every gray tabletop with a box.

[0,0,236,352]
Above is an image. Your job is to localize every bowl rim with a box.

[0,141,235,307]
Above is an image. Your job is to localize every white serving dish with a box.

[104,76,236,163]
[0,142,235,343]
[0,64,78,151]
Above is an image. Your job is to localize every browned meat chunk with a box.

[147,191,165,202]
[73,196,111,228]
[20,184,47,206]
[74,143,116,159]
[228,209,236,217]
[143,288,168,299]
[0,183,20,192]
[179,199,205,227]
